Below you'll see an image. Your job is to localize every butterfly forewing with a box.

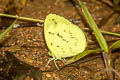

[44,14,87,59]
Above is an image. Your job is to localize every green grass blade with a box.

[110,40,120,49]
[0,13,44,22]
[84,28,120,37]
[101,30,120,37]
[66,49,102,65]
[78,0,109,53]
[0,20,17,41]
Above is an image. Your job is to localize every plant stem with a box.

[83,28,120,37]
[102,51,113,80]
[101,30,120,37]
[0,13,44,22]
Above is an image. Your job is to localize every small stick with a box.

[102,51,113,80]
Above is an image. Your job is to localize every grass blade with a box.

[0,13,44,22]
[66,49,102,65]
[0,20,17,41]
[110,40,120,49]
[78,0,108,53]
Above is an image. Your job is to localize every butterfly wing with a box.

[44,14,87,59]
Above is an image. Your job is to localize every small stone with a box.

[46,73,52,77]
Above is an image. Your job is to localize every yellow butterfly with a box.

[44,14,87,69]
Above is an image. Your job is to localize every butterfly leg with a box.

[53,59,60,70]
[62,58,66,64]
[46,57,60,70]
[45,58,55,67]
[58,58,66,64]
[46,57,65,70]
[54,58,66,69]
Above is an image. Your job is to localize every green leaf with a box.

[110,40,120,49]
[0,20,17,41]
[78,0,109,53]
[66,49,102,65]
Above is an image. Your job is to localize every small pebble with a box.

[80,66,93,74]
[46,73,52,77]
